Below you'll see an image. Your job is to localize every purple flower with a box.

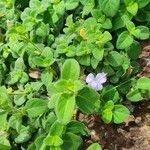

[86,72,107,91]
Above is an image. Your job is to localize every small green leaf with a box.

[127,2,138,16]
[112,105,130,124]
[61,59,80,80]
[116,31,133,49]
[25,98,48,118]
[103,100,114,110]
[76,87,100,114]
[127,89,143,102]
[49,121,64,136]
[92,47,104,60]
[44,135,63,147]
[87,143,102,150]
[102,109,112,124]
[0,112,8,131]
[41,70,53,86]
[137,77,150,91]
[65,0,79,10]
[135,26,150,40]
[55,93,75,124]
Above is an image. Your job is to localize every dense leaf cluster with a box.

[0,0,150,149]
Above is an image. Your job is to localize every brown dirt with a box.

[138,40,150,77]
[80,41,150,150]
[79,101,150,150]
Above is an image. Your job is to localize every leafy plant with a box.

[0,0,149,149]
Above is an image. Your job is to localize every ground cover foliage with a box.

[0,0,150,149]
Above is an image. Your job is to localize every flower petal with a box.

[95,72,107,84]
[96,83,103,91]
[86,73,95,83]
[88,81,97,90]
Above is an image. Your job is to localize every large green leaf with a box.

[76,87,100,114]
[25,98,48,118]
[66,121,89,136]
[61,133,82,150]
[61,59,80,80]
[55,93,75,124]
[107,51,124,67]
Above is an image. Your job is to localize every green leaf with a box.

[76,87,100,114]
[44,135,63,147]
[101,0,120,17]
[137,0,150,8]
[135,26,150,40]
[65,0,79,10]
[78,55,90,66]
[102,18,112,29]
[137,77,150,91]
[15,127,31,143]
[102,85,120,103]
[91,57,100,69]
[0,112,8,131]
[61,59,80,80]
[14,95,26,106]
[87,143,102,150]
[54,79,83,93]
[34,135,45,150]
[61,133,82,150]
[41,70,53,86]
[92,47,104,60]
[101,101,114,123]
[102,109,113,124]
[36,23,49,37]
[112,105,130,124]
[66,121,89,136]
[116,31,133,49]
[49,121,64,136]
[0,134,10,150]
[127,89,143,102]
[55,93,75,124]
[0,86,11,108]
[81,0,95,16]
[107,51,124,67]
[127,41,141,60]
[25,98,48,118]
[102,100,114,110]
[127,2,138,16]
[48,94,61,109]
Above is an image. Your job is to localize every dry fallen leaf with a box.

[29,68,41,79]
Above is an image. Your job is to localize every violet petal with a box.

[86,73,95,83]
[95,72,107,84]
